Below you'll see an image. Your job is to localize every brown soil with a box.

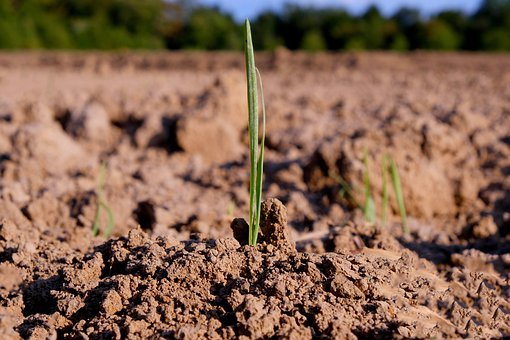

[0,51,509,339]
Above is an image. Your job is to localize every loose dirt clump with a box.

[5,208,510,338]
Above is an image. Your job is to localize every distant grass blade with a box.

[226,199,235,217]
[91,207,101,236]
[92,161,107,236]
[363,150,376,224]
[245,19,265,246]
[381,155,389,226]
[389,158,409,235]
[330,170,362,209]
[102,202,115,238]
[92,161,114,237]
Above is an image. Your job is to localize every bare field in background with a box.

[0,52,509,338]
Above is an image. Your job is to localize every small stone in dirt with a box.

[127,227,149,248]
[472,215,498,238]
[102,290,123,315]
[260,198,294,252]
[53,291,84,318]
[63,252,103,291]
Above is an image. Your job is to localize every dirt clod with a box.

[230,217,249,245]
[259,198,294,252]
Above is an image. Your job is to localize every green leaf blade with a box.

[389,158,409,235]
[381,155,389,226]
[92,161,115,238]
[363,150,376,224]
[244,19,263,246]
[252,68,266,246]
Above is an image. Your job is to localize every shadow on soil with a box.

[401,236,510,277]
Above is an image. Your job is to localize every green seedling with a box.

[381,155,389,226]
[329,170,362,209]
[363,150,376,224]
[335,152,408,235]
[244,19,266,246]
[226,199,236,218]
[92,161,115,238]
[389,158,409,235]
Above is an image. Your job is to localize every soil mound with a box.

[5,215,509,339]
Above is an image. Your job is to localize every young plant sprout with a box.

[373,154,409,235]
[226,199,236,218]
[330,170,361,209]
[244,19,266,246]
[345,152,409,235]
[92,161,115,237]
[381,155,389,226]
[389,157,409,235]
[363,150,376,224]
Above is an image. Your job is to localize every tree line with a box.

[1,0,509,51]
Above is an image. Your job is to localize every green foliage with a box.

[465,0,510,50]
[301,29,327,51]
[481,29,510,50]
[358,154,409,235]
[321,9,355,50]
[388,158,409,235]
[345,37,366,51]
[329,171,361,209]
[389,34,409,51]
[360,6,385,49]
[363,151,376,224]
[226,200,236,218]
[252,12,283,50]
[381,156,389,226]
[330,152,409,234]
[0,19,21,48]
[423,20,461,50]
[245,20,266,246]
[436,10,468,33]
[92,161,115,238]
[33,15,73,48]
[0,0,165,49]
[0,0,509,50]
[180,7,242,50]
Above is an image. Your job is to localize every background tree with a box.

[177,7,241,50]
[252,12,283,50]
[423,19,461,50]
[465,0,510,50]
[360,6,385,49]
[0,0,509,51]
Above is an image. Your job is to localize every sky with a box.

[196,0,483,21]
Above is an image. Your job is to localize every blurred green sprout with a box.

[92,161,115,238]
